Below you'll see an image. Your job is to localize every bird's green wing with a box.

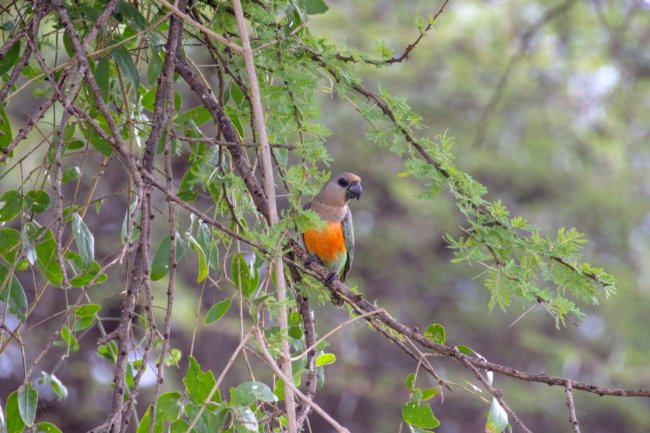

[341,207,354,282]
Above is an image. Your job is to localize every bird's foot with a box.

[324,271,339,286]
[304,254,324,267]
[324,272,344,306]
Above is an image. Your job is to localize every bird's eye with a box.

[337,178,349,187]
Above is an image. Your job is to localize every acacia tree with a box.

[0,0,642,432]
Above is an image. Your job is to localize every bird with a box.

[302,172,362,306]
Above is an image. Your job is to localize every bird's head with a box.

[316,172,362,206]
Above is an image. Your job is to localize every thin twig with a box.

[565,381,582,433]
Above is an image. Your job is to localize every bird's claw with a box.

[324,271,338,286]
[304,254,324,267]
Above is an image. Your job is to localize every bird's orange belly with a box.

[303,221,346,263]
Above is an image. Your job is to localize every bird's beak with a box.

[346,182,362,201]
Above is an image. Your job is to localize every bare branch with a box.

[565,381,582,433]
[231,2,297,429]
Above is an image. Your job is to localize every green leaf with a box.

[0,41,20,76]
[94,57,111,103]
[233,381,277,406]
[0,105,14,156]
[224,106,244,138]
[147,48,163,87]
[186,234,208,282]
[116,1,148,31]
[85,126,113,156]
[112,46,140,91]
[175,106,212,126]
[72,213,94,268]
[204,299,231,325]
[69,258,106,287]
[456,344,476,356]
[300,0,329,15]
[34,422,62,433]
[421,388,439,401]
[0,227,21,265]
[39,372,68,400]
[0,264,27,320]
[59,325,79,352]
[288,325,303,339]
[170,419,191,433]
[136,392,183,433]
[486,398,509,433]
[62,167,80,183]
[195,221,218,270]
[423,323,446,344]
[402,401,440,429]
[17,383,38,427]
[62,32,74,58]
[231,253,259,298]
[150,235,186,281]
[6,391,25,433]
[24,190,51,214]
[183,356,220,404]
[316,353,336,367]
[97,341,118,362]
[184,402,228,433]
[74,316,95,331]
[76,303,101,317]
[405,373,416,391]
[156,392,183,421]
[0,191,23,222]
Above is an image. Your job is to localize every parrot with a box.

[302,172,362,306]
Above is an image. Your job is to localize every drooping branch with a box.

[335,0,450,65]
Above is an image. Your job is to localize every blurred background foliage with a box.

[307,0,650,431]
[1,0,650,432]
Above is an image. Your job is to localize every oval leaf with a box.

[0,41,20,76]
[25,190,51,214]
[0,264,28,320]
[423,323,446,344]
[6,391,25,433]
[151,235,186,281]
[0,228,21,265]
[17,383,38,427]
[204,299,231,325]
[186,234,208,282]
[0,106,13,154]
[35,229,64,286]
[233,381,277,406]
[402,401,440,429]
[75,303,101,317]
[34,422,62,433]
[62,167,80,184]
[0,190,23,222]
[72,213,94,268]
[112,46,140,91]
[231,253,259,298]
[316,353,336,367]
[486,398,509,433]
